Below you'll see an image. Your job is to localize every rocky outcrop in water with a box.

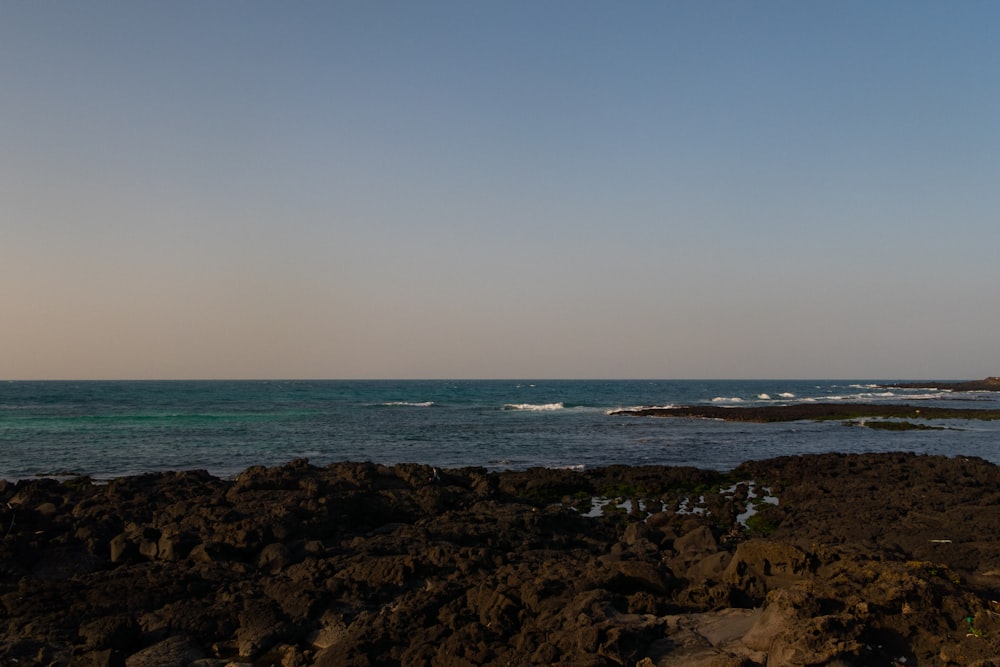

[2,454,1000,666]
[885,377,1000,392]
[609,402,1000,422]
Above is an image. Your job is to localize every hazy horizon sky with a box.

[3,2,998,380]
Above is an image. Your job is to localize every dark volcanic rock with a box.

[610,402,1000,421]
[886,376,1000,392]
[3,454,1000,666]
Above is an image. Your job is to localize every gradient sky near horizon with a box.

[3,1,998,380]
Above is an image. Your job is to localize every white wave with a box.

[504,402,564,411]
[849,384,879,389]
[778,392,796,398]
[711,396,744,403]
[757,393,771,400]
[382,401,435,407]
[818,391,906,403]
[607,404,676,414]
[842,391,896,401]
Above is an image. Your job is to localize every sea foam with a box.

[504,402,565,411]
[606,404,677,414]
[382,401,435,407]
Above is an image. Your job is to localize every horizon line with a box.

[1,376,975,383]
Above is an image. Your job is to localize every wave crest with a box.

[607,404,676,414]
[504,402,564,411]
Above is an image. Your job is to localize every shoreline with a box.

[3,453,999,665]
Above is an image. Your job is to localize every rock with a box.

[722,539,811,603]
[73,648,127,667]
[741,587,818,652]
[603,558,675,594]
[236,600,287,658]
[78,614,141,651]
[257,542,292,572]
[157,529,197,561]
[674,525,718,560]
[468,583,521,633]
[613,401,1000,422]
[35,501,58,516]
[109,533,136,563]
[124,635,205,667]
[306,616,349,650]
[887,376,1000,392]
[685,551,731,583]
[2,455,1000,665]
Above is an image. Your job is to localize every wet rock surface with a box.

[2,453,1000,666]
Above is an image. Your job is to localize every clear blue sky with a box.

[2,1,998,379]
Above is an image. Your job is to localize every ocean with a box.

[2,380,998,481]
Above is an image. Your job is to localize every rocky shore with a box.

[609,403,1000,422]
[609,376,1000,423]
[884,377,1000,392]
[3,453,1000,666]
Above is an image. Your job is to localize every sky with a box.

[2,1,998,380]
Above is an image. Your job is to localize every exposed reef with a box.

[610,402,1000,422]
[3,454,1000,666]
[884,377,1000,392]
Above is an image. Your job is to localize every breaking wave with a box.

[606,404,677,414]
[504,402,565,411]
[381,401,435,407]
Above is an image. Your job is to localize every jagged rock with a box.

[722,539,811,603]
[78,614,141,651]
[1,455,1000,665]
[257,542,292,572]
[236,599,287,658]
[124,635,205,667]
[673,525,719,561]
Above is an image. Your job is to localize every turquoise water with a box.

[1,380,998,480]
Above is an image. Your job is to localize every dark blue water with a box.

[1,380,997,480]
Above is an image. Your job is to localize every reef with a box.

[3,453,1000,666]
[609,402,1000,422]
[884,377,1000,392]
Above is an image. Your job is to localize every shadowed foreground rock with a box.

[2,453,1000,666]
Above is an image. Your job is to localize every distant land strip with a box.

[881,376,1000,391]
[609,403,1000,422]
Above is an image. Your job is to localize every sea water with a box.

[1,380,998,481]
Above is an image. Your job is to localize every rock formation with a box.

[2,453,1000,666]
